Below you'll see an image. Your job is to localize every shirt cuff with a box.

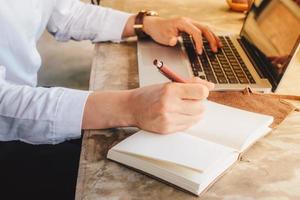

[93,8,132,42]
[54,88,91,143]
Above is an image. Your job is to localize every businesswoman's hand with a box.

[122,15,222,54]
[143,16,222,54]
[128,78,214,134]
[82,78,214,134]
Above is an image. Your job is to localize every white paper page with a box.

[241,126,271,152]
[186,101,273,151]
[111,131,235,172]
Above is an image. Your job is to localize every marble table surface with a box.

[75,1,300,199]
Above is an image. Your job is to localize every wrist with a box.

[122,15,136,38]
[134,10,158,39]
[82,90,136,129]
[119,90,137,127]
[106,90,137,127]
[142,16,154,36]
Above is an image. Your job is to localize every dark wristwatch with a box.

[134,10,158,39]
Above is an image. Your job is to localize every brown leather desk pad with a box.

[208,88,298,128]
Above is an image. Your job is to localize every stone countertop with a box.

[75,1,300,199]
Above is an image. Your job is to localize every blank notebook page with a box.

[187,101,273,150]
[111,131,235,172]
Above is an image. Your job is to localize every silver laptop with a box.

[137,0,300,92]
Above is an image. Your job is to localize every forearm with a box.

[82,90,135,129]
[121,14,137,38]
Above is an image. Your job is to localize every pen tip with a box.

[153,59,158,65]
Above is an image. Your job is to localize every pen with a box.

[153,59,187,83]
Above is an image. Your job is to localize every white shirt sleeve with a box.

[0,66,90,145]
[47,0,132,42]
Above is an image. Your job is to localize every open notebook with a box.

[107,101,273,195]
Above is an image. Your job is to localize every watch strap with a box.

[134,10,158,39]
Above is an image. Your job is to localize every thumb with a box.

[188,77,215,90]
[168,36,178,46]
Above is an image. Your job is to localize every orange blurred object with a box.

[226,0,253,12]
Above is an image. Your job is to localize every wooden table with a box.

[75,1,300,199]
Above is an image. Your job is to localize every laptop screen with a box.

[240,0,300,89]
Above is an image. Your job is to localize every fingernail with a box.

[198,49,203,55]
[219,42,223,47]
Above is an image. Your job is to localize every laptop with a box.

[137,0,300,92]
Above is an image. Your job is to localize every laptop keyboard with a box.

[181,33,256,84]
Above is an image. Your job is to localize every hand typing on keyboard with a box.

[142,16,223,54]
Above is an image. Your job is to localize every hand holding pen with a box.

[118,59,214,135]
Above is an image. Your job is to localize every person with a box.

[0,0,221,199]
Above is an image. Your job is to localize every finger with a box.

[193,22,223,48]
[193,22,219,52]
[176,18,204,54]
[168,36,178,46]
[268,56,277,60]
[160,113,204,134]
[172,113,204,130]
[201,27,218,52]
[273,57,281,64]
[178,100,205,116]
[206,32,219,52]
[188,77,215,90]
[177,113,203,126]
[174,83,210,100]
[233,0,248,3]
[212,33,223,48]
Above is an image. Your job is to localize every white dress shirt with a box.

[0,0,131,144]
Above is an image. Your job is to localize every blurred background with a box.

[37,0,93,90]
